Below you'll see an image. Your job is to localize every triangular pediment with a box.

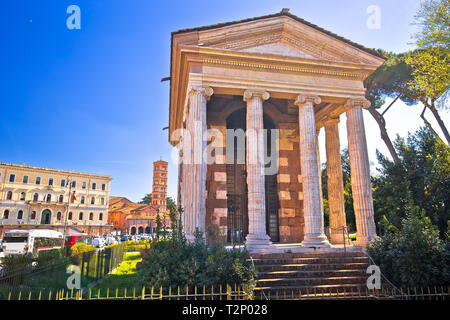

[241,42,318,59]
[192,15,384,65]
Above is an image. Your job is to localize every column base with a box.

[245,234,274,253]
[301,234,331,247]
[330,233,347,245]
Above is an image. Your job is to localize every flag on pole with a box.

[72,191,78,203]
[42,193,46,202]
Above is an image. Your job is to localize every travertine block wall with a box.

[277,121,304,243]
[205,115,228,242]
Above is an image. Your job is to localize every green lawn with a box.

[90,252,142,298]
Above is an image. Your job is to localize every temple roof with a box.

[172,9,385,60]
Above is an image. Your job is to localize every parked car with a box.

[105,237,118,246]
[121,235,131,242]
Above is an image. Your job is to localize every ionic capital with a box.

[345,97,371,109]
[324,116,340,127]
[243,90,270,102]
[295,94,321,106]
[188,86,214,101]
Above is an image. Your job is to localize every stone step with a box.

[252,256,369,265]
[253,286,391,300]
[255,262,369,272]
[258,269,366,279]
[254,283,391,293]
[251,251,365,259]
[257,276,367,287]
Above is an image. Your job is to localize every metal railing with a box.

[3,284,250,300]
[252,286,450,300]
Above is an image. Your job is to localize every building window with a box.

[92,183,97,190]
[82,181,87,189]
[46,194,52,203]
[81,196,85,204]
[6,191,13,200]
[155,173,159,177]
[31,211,36,220]
[33,193,38,202]
[9,174,15,183]
[162,166,166,170]
[101,183,106,191]
[35,177,41,185]
[89,212,94,220]
[155,166,159,170]
[17,210,23,220]
[68,212,73,220]
[22,175,28,184]
[100,198,105,205]
[71,181,76,188]
[58,195,64,203]
[91,197,95,205]
[79,212,83,220]
[155,181,158,185]
[61,179,66,187]
[3,210,9,219]
[99,213,103,221]
[48,178,54,186]
[20,192,26,201]
[154,187,158,192]
[57,212,62,221]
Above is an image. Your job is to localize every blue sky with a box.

[1,0,448,202]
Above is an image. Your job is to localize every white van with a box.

[92,237,105,248]
[1,229,64,256]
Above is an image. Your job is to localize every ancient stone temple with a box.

[168,10,384,252]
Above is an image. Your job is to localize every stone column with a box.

[346,98,377,247]
[243,90,272,250]
[295,95,329,246]
[184,86,213,241]
[324,117,347,244]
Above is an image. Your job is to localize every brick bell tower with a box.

[152,160,168,213]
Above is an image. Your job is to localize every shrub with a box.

[124,240,150,252]
[36,249,68,268]
[368,207,450,288]
[0,253,33,275]
[69,243,95,265]
[137,234,256,297]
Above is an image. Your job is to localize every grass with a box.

[90,252,142,297]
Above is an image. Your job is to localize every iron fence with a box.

[4,284,250,300]
[253,286,450,300]
[0,243,126,298]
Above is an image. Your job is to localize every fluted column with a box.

[244,90,272,250]
[325,117,347,244]
[346,98,377,247]
[295,95,330,247]
[184,86,213,241]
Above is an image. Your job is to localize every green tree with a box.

[372,127,450,237]
[166,196,176,212]
[364,50,418,163]
[368,208,449,288]
[412,0,449,50]
[405,47,450,143]
[139,193,152,205]
[407,0,450,143]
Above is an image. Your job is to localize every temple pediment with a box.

[181,14,385,65]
